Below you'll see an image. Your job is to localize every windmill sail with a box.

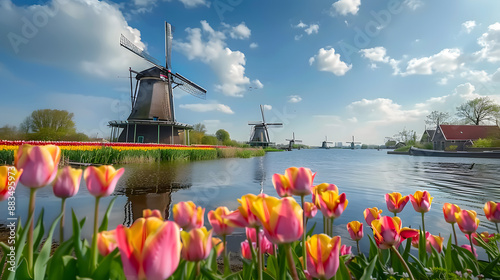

[120,34,164,69]
[165,22,173,70]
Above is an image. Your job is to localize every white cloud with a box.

[348,98,424,124]
[263,104,272,111]
[252,79,264,89]
[304,24,319,35]
[175,21,255,97]
[294,35,303,41]
[249,42,258,48]
[309,48,352,76]
[0,0,150,79]
[179,103,234,114]
[460,69,491,83]
[474,22,500,62]
[178,0,210,8]
[230,22,251,39]
[462,20,476,34]
[288,95,302,103]
[296,21,307,28]
[331,0,361,16]
[360,47,389,63]
[402,48,462,76]
[404,0,423,10]
[492,68,500,81]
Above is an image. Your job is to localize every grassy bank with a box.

[0,141,266,165]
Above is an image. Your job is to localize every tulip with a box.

[312,183,338,208]
[241,240,252,260]
[467,231,495,247]
[15,144,60,273]
[304,202,318,219]
[340,245,352,256]
[15,144,61,188]
[461,245,478,258]
[0,166,22,201]
[52,166,82,242]
[116,216,181,280]
[273,173,292,197]
[97,229,117,256]
[208,206,235,236]
[426,233,444,254]
[409,190,433,233]
[364,207,382,227]
[484,201,500,233]
[212,237,224,257]
[84,165,124,271]
[180,227,213,262]
[385,192,409,215]
[225,194,261,228]
[443,203,461,245]
[318,190,348,236]
[282,166,316,196]
[246,227,276,255]
[173,201,204,231]
[455,209,480,258]
[347,221,363,255]
[305,234,341,280]
[410,230,423,248]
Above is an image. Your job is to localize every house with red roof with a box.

[431,124,500,150]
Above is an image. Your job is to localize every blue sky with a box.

[1,0,500,145]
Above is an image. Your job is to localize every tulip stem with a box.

[255,227,263,280]
[391,245,415,280]
[27,188,37,274]
[468,233,476,258]
[301,195,307,271]
[323,216,326,235]
[90,196,101,272]
[285,243,299,280]
[394,212,397,217]
[451,223,458,246]
[421,212,426,234]
[223,235,230,275]
[496,223,499,234]
[356,240,361,255]
[330,218,334,237]
[196,261,201,276]
[60,197,66,243]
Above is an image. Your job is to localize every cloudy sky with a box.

[1,0,500,145]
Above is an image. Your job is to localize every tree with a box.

[189,123,206,144]
[22,109,79,140]
[456,97,500,125]
[425,111,451,127]
[0,125,20,140]
[215,129,230,143]
[394,128,417,144]
[193,123,206,133]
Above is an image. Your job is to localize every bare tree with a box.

[456,97,500,125]
[425,111,451,127]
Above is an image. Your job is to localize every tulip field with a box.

[0,140,265,165]
[3,144,500,280]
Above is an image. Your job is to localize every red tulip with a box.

[484,201,500,223]
[385,192,409,214]
[371,216,419,249]
[15,144,61,188]
[443,203,461,224]
[0,166,22,201]
[409,190,433,213]
[84,165,124,198]
[455,210,480,234]
[52,166,82,198]
[364,207,382,226]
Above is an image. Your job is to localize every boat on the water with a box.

[409,146,500,159]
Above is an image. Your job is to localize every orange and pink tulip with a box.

[246,227,275,255]
[443,203,461,224]
[15,144,60,188]
[97,229,117,256]
[484,201,500,223]
[240,240,252,260]
[283,166,316,196]
[305,234,341,280]
[173,201,205,231]
[273,173,293,197]
[385,192,409,214]
[208,206,235,236]
[312,183,338,208]
[455,210,480,234]
[304,202,318,219]
[225,194,262,228]
[84,165,124,198]
[364,207,382,226]
[371,216,419,249]
[318,191,348,219]
[250,196,303,244]
[180,227,213,262]
[212,237,224,257]
[426,233,444,253]
[52,166,82,198]
[347,221,363,241]
[0,166,22,201]
[467,231,495,246]
[409,190,433,213]
[115,214,181,280]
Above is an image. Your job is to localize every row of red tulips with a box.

[2,144,499,280]
[0,140,224,149]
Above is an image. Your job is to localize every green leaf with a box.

[47,238,74,280]
[306,222,316,237]
[359,254,377,280]
[418,229,427,265]
[109,258,126,280]
[482,254,500,278]
[2,214,33,280]
[409,254,430,280]
[98,196,117,232]
[266,255,277,278]
[444,235,454,272]
[33,212,62,280]
[92,249,120,280]
[200,267,224,280]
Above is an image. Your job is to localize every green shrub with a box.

[445,145,458,151]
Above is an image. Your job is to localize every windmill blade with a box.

[165,22,173,70]
[248,121,263,125]
[171,72,207,99]
[266,123,283,126]
[120,34,164,69]
[260,105,266,124]
[295,140,303,143]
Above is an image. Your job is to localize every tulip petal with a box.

[142,221,181,280]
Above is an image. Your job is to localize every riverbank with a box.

[0,140,265,165]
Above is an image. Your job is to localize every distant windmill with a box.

[346,136,361,149]
[285,132,302,151]
[109,22,207,145]
[321,136,333,149]
[248,105,283,147]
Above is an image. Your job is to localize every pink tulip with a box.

[240,240,252,260]
[467,231,495,246]
[52,166,82,198]
[304,202,318,219]
[306,234,341,279]
[84,165,124,198]
[385,192,409,214]
[284,167,316,196]
[312,183,338,208]
[484,201,500,223]
[455,210,480,234]
[409,190,433,213]
[0,166,22,201]
[246,227,276,255]
[443,203,461,224]
[340,244,352,256]
[180,227,213,262]
[225,194,263,228]
[318,191,348,219]
[364,207,382,226]
[15,144,61,188]
[461,245,478,258]
[173,201,204,231]
[212,237,224,257]
[272,173,292,197]
[426,233,444,253]
[97,229,117,256]
[250,196,303,244]
[208,206,235,236]
[371,216,419,249]
[347,221,363,241]
[115,216,181,280]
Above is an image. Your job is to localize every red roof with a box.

[439,125,500,140]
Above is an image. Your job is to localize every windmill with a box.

[285,132,302,151]
[321,136,333,149]
[248,105,283,147]
[346,136,361,149]
[109,22,207,145]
